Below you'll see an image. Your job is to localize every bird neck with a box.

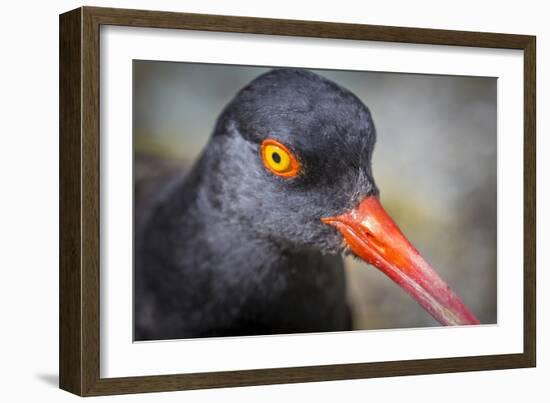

[151,153,288,274]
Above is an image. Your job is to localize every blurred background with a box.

[134,60,497,330]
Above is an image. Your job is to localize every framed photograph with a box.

[59,6,536,396]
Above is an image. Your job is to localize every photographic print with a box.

[59,7,535,395]
[133,62,497,341]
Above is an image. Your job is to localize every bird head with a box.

[202,68,479,326]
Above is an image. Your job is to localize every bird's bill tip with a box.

[322,195,479,326]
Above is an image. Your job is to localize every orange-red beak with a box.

[322,196,479,326]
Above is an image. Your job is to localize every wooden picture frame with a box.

[59,6,536,396]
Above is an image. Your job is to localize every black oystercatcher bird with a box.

[135,68,479,341]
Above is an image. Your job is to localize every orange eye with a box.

[261,139,301,178]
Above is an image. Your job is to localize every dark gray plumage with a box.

[135,68,378,340]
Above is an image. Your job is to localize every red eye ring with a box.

[260,139,301,178]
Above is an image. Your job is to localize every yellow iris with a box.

[261,139,301,178]
[264,144,291,173]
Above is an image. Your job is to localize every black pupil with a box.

[272,152,281,163]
